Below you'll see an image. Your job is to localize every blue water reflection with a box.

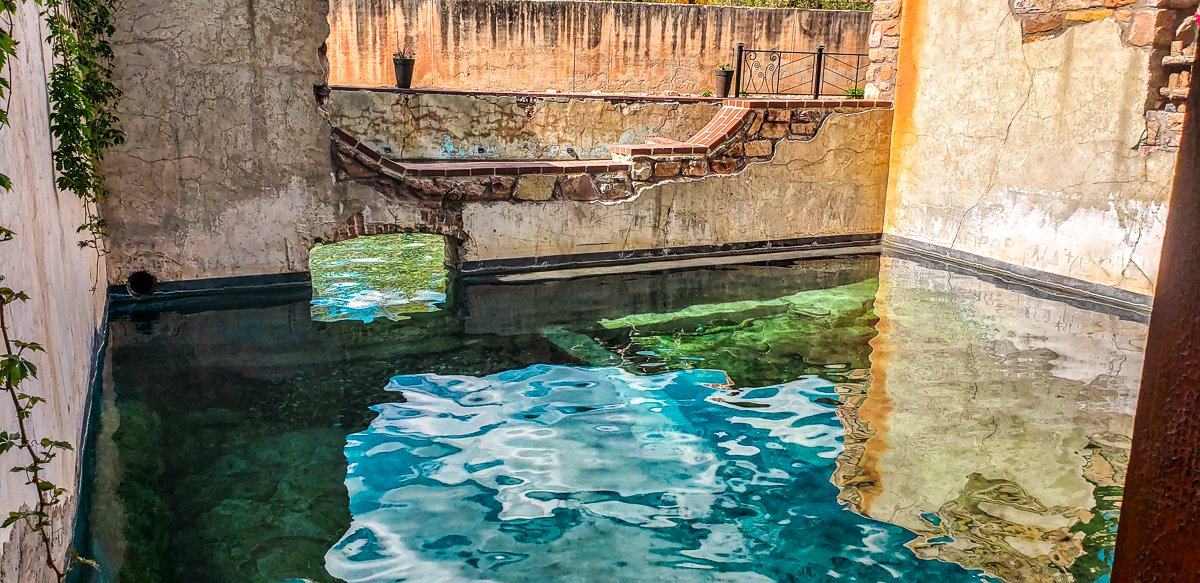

[326,365,994,582]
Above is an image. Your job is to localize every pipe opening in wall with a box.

[126,271,158,298]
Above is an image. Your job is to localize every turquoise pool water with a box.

[77,247,1143,583]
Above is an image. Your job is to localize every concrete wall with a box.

[459,109,891,263]
[328,89,720,160]
[0,2,108,580]
[98,0,384,284]
[327,0,871,93]
[884,0,1177,299]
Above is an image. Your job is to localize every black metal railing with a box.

[733,43,869,98]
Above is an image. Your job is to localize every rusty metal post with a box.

[734,43,745,98]
[1110,44,1200,583]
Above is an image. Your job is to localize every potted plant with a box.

[393,48,416,89]
[714,64,734,98]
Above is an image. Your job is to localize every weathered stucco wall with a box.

[99,0,389,284]
[0,2,108,580]
[458,109,891,263]
[328,89,720,160]
[885,0,1177,298]
[328,0,870,93]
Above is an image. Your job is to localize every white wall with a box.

[0,2,108,580]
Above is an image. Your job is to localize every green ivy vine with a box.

[0,0,122,574]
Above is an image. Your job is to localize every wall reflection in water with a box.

[837,255,1145,583]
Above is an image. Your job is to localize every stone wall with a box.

[459,109,892,265]
[0,2,108,580]
[327,89,720,160]
[97,0,383,284]
[884,0,1180,300]
[327,0,871,93]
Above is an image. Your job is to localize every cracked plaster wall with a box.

[0,2,106,580]
[97,0,407,284]
[327,0,870,93]
[327,90,720,160]
[885,0,1176,298]
[458,109,891,263]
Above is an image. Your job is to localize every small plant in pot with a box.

[393,48,416,89]
[714,63,734,98]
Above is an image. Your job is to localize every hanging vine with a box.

[0,0,122,574]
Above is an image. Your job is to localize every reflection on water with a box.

[76,251,1146,583]
[326,365,983,583]
[835,256,1145,583]
[309,233,446,322]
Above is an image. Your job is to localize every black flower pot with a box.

[393,57,415,89]
[714,69,733,98]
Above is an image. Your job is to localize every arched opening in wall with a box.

[308,232,449,322]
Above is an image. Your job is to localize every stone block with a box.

[599,182,633,200]
[760,123,788,139]
[1022,13,1064,34]
[767,109,792,122]
[1065,8,1112,21]
[449,180,488,201]
[869,48,893,63]
[1128,9,1163,46]
[406,178,450,198]
[746,112,764,136]
[1105,0,1135,6]
[797,110,824,122]
[513,174,556,201]
[491,176,516,198]
[654,161,682,177]
[870,22,883,47]
[744,139,773,157]
[725,143,743,156]
[1115,8,1132,21]
[560,175,601,200]
[630,161,653,181]
[791,122,818,135]
[1056,0,1104,9]
[881,34,901,49]
[685,160,708,177]
[1013,0,1051,13]
[710,158,738,174]
[1168,112,1186,131]
[873,1,900,19]
[1146,120,1160,144]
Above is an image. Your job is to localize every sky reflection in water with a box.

[325,365,992,583]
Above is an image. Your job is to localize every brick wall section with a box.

[865,1,902,100]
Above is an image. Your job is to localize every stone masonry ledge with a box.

[328,84,726,104]
[609,98,893,157]
[331,127,629,177]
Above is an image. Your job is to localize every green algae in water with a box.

[309,233,447,322]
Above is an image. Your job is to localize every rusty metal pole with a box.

[1110,42,1200,583]
[734,43,745,98]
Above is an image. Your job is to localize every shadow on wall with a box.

[326,0,871,92]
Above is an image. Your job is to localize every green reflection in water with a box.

[309,233,446,322]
